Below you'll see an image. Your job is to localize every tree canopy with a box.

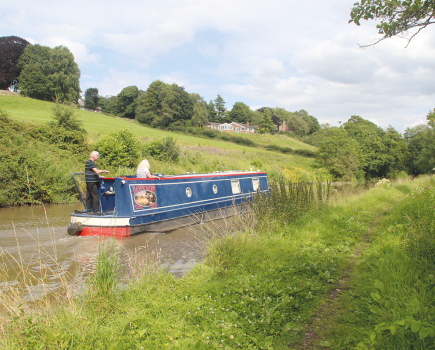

[84,88,99,110]
[190,93,209,127]
[0,36,30,90]
[17,44,81,102]
[214,94,226,122]
[135,80,193,127]
[228,102,253,124]
[117,86,140,119]
[349,0,435,46]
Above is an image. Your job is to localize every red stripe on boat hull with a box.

[79,226,131,237]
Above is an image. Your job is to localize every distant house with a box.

[78,99,102,113]
[207,121,257,134]
[278,119,290,132]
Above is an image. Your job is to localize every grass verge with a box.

[1,177,430,349]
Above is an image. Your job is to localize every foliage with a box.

[117,85,140,119]
[190,93,209,126]
[135,80,193,127]
[344,116,389,178]
[99,95,118,115]
[228,102,253,123]
[207,100,217,122]
[6,171,420,348]
[214,94,226,122]
[90,244,120,299]
[405,123,435,175]
[294,109,320,134]
[258,110,276,134]
[95,129,141,168]
[317,126,363,180]
[0,110,87,206]
[84,87,99,110]
[0,36,30,90]
[17,44,81,102]
[142,135,180,162]
[287,113,310,136]
[349,0,435,46]
[49,102,84,132]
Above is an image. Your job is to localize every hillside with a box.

[0,94,329,207]
[0,95,316,152]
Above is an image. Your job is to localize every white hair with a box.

[90,151,99,157]
[137,159,151,169]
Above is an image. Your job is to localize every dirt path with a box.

[296,218,380,349]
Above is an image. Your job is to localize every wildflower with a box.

[229,335,234,339]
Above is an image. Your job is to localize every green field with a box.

[0,94,316,152]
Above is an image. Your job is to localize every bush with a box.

[0,110,84,206]
[95,129,141,168]
[294,149,315,157]
[142,136,180,163]
[49,103,84,131]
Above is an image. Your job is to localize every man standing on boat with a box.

[85,151,109,215]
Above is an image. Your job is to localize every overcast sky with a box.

[2,0,434,133]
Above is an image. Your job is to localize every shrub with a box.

[142,136,180,163]
[95,129,141,168]
[49,103,84,132]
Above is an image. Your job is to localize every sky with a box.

[2,0,435,133]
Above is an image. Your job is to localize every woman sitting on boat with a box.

[136,159,160,179]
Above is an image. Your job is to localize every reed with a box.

[1,177,430,349]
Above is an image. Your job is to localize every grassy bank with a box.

[312,179,435,349]
[0,95,329,207]
[1,176,432,349]
[0,95,316,153]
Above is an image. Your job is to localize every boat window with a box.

[252,178,260,192]
[231,180,241,194]
[186,187,192,198]
[213,184,218,194]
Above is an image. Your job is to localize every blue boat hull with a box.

[69,171,269,236]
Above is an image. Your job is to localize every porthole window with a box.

[186,187,192,198]
[213,184,218,194]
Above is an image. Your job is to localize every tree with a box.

[99,96,118,115]
[190,93,209,127]
[214,94,226,122]
[380,126,408,176]
[258,110,276,134]
[17,44,81,102]
[228,102,253,123]
[0,36,30,90]
[84,88,99,110]
[349,0,435,47]
[135,80,165,125]
[95,129,140,168]
[49,102,84,132]
[294,109,320,134]
[317,126,364,180]
[117,86,140,119]
[344,116,387,178]
[207,100,217,122]
[405,123,435,175]
[135,80,193,127]
[287,114,310,136]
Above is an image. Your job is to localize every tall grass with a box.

[322,177,435,349]
[1,177,429,349]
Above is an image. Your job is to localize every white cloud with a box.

[42,37,100,65]
[96,68,151,97]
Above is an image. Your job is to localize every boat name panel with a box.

[131,185,158,209]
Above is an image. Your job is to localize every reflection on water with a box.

[0,203,230,302]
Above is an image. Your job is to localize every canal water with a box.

[0,203,233,301]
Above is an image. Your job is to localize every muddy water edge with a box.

[0,202,225,302]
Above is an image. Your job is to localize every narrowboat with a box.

[68,170,269,237]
